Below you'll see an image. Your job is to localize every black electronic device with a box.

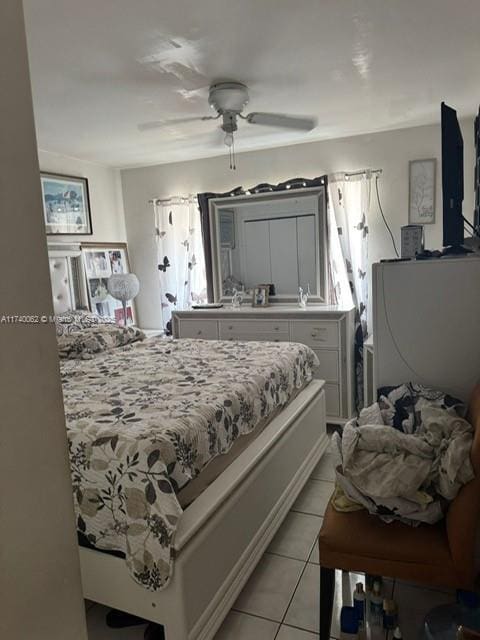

[441,102,467,253]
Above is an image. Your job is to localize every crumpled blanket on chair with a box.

[331,383,475,525]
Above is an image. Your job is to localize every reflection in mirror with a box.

[214,189,326,302]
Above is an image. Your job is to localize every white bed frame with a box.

[80,381,326,640]
[47,245,328,639]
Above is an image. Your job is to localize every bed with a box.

[50,248,328,640]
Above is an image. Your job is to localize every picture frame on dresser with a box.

[81,242,137,325]
[41,172,93,235]
[252,285,269,307]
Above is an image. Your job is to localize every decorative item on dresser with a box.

[172,304,356,424]
[252,284,269,307]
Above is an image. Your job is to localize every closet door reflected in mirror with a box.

[210,186,327,303]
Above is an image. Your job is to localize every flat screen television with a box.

[441,102,464,249]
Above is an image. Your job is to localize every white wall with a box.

[122,119,475,329]
[0,2,87,638]
[39,149,127,244]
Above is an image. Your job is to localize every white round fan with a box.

[138,81,317,167]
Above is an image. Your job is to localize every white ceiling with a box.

[23,0,480,168]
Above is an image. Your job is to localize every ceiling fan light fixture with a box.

[224,132,234,147]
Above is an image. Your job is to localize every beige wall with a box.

[121,118,475,329]
[39,149,127,244]
[0,2,87,638]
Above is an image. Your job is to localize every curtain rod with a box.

[148,195,195,205]
[344,168,382,178]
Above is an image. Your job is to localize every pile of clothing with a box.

[331,383,475,525]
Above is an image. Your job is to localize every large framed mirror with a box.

[209,185,327,303]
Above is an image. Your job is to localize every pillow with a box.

[58,324,145,359]
[55,310,116,337]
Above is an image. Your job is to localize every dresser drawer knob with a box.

[228,325,233,330]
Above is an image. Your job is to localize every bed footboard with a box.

[79,380,327,640]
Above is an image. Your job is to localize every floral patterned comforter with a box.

[62,337,318,590]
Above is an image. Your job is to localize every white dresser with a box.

[172,304,355,423]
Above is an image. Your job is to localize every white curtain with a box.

[154,196,207,333]
[328,173,371,335]
[328,172,373,407]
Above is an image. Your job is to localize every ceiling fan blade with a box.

[245,112,316,131]
[138,115,216,132]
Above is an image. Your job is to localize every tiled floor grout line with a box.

[267,548,316,564]
[290,508,327,518]
[230,606,281,626]
[272,557,311,640]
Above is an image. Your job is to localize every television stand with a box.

[441,244,473,256]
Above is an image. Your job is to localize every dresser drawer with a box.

[178,319,218,340]
[290,320,339,348]
[312,349,339,383]
[218,319,289,339]
[222,332,290,343]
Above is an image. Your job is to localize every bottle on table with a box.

[353,583,366,629]
[370,580,383,626]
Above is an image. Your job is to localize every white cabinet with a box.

[172,304,355,424]
[373,257,480,402]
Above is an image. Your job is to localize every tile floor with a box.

[86,452,456,639]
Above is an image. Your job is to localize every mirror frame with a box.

[209,185,327,304]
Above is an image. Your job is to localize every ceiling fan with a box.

[138,81,317,169]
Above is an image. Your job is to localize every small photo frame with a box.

[409,159,436,224]
[41,172,92,235]
[252,285,269,307]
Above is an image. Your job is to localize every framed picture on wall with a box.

[81,242,136,325]
[41,172,93,235]
[408,159,436,224]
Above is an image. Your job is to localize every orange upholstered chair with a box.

[318,385,480,640]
